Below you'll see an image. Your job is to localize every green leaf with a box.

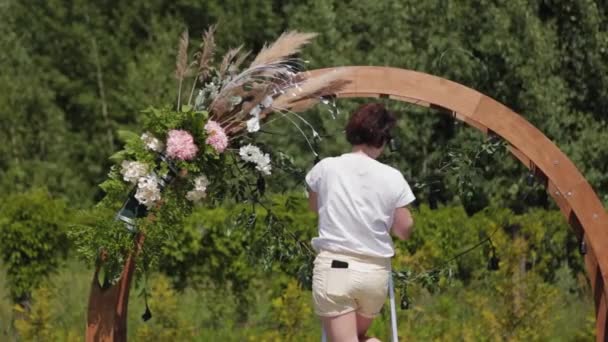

[108,150,129,163]
[116,130,139,144]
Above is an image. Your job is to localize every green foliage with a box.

[2,0,606,207]
[0,202,596,340]
[0,189,70,303]
[68,207,136,285]
[394,205,580,294]
[154,192,317,317]
[260,279,315,341]
[13,286,81,342]
[135,275,195,341]
[275,0,608,209]
[271,279,314,338]
[13,287,54,341]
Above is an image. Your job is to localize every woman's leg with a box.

[355,314,381,342]
[321,311,358,342]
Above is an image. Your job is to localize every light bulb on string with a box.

[580,238,587,255]
[527,171,536,186]
[487,239,500,271]
[400,285,411,310]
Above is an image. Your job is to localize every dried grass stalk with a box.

[175,30,189,80]
[250,31,317,67]
[219,45,243,77]
[198,25,216,80]
[282,80,350,113]
[295,79,351,101]
[175,30,190,110]
[273,70,350,110]
[212,83,267,122]
[197,25,217,79]
[233,50,251,70]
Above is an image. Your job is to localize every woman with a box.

[306,103,415,342]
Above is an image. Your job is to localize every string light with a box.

[487,239,500,271]
[580,238,587,255]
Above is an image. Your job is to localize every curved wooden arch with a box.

[301,66,608,340]
[86,66,607,341]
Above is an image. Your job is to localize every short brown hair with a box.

[345,103,396,148]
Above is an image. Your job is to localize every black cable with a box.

[395,225,501,285]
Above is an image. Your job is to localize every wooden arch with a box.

[302,66,608,341]
[86,66,608,341]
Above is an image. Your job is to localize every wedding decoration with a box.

[71,26,350,285]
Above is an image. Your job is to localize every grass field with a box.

[0,258,595,341]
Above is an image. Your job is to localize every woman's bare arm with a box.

[392,206,414,240]
[308,191,318,212]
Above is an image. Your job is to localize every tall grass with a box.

[0,258,594,341]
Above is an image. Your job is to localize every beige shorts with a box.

[312,250,390,318]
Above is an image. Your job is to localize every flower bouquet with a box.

[73,27,350,284]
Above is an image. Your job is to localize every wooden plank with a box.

[508,145,532,168]
[310,67,483,115]
[547,180,573,219]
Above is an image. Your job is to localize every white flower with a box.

[205,82,219,99]
[246,117,260,132]
[120,160,148,184]
[261,95,273,108]
[239,144,262,163]
[186,175,210,202]
[193,174,210,190]
[254,152,272,175]
[249,105,261,118]
[135,174,161,209]
[246,104,263,133]
[141,132,164,153]
[186,190,205,202]
[239,144,272,175]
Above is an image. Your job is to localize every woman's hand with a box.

[391,206,413,240]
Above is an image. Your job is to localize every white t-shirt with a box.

[305,152,416,258]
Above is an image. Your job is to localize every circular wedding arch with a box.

[86,66,608,341]
[308,66,608,341]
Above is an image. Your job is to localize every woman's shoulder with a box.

[317,155,339,167]
[377,162,404,180]
[367,161,409,188]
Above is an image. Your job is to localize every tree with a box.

[0,189,70,306]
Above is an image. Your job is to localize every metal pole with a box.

[321,324,327,342]
[388,270,398,342]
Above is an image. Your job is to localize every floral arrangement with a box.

[71,27,349,284]
[107,28,348,217]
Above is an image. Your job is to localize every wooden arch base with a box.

[86,66,608,341]
[86,234,144,341]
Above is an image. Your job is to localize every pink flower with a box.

[166,129,199,160]
[205,120,228,153]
